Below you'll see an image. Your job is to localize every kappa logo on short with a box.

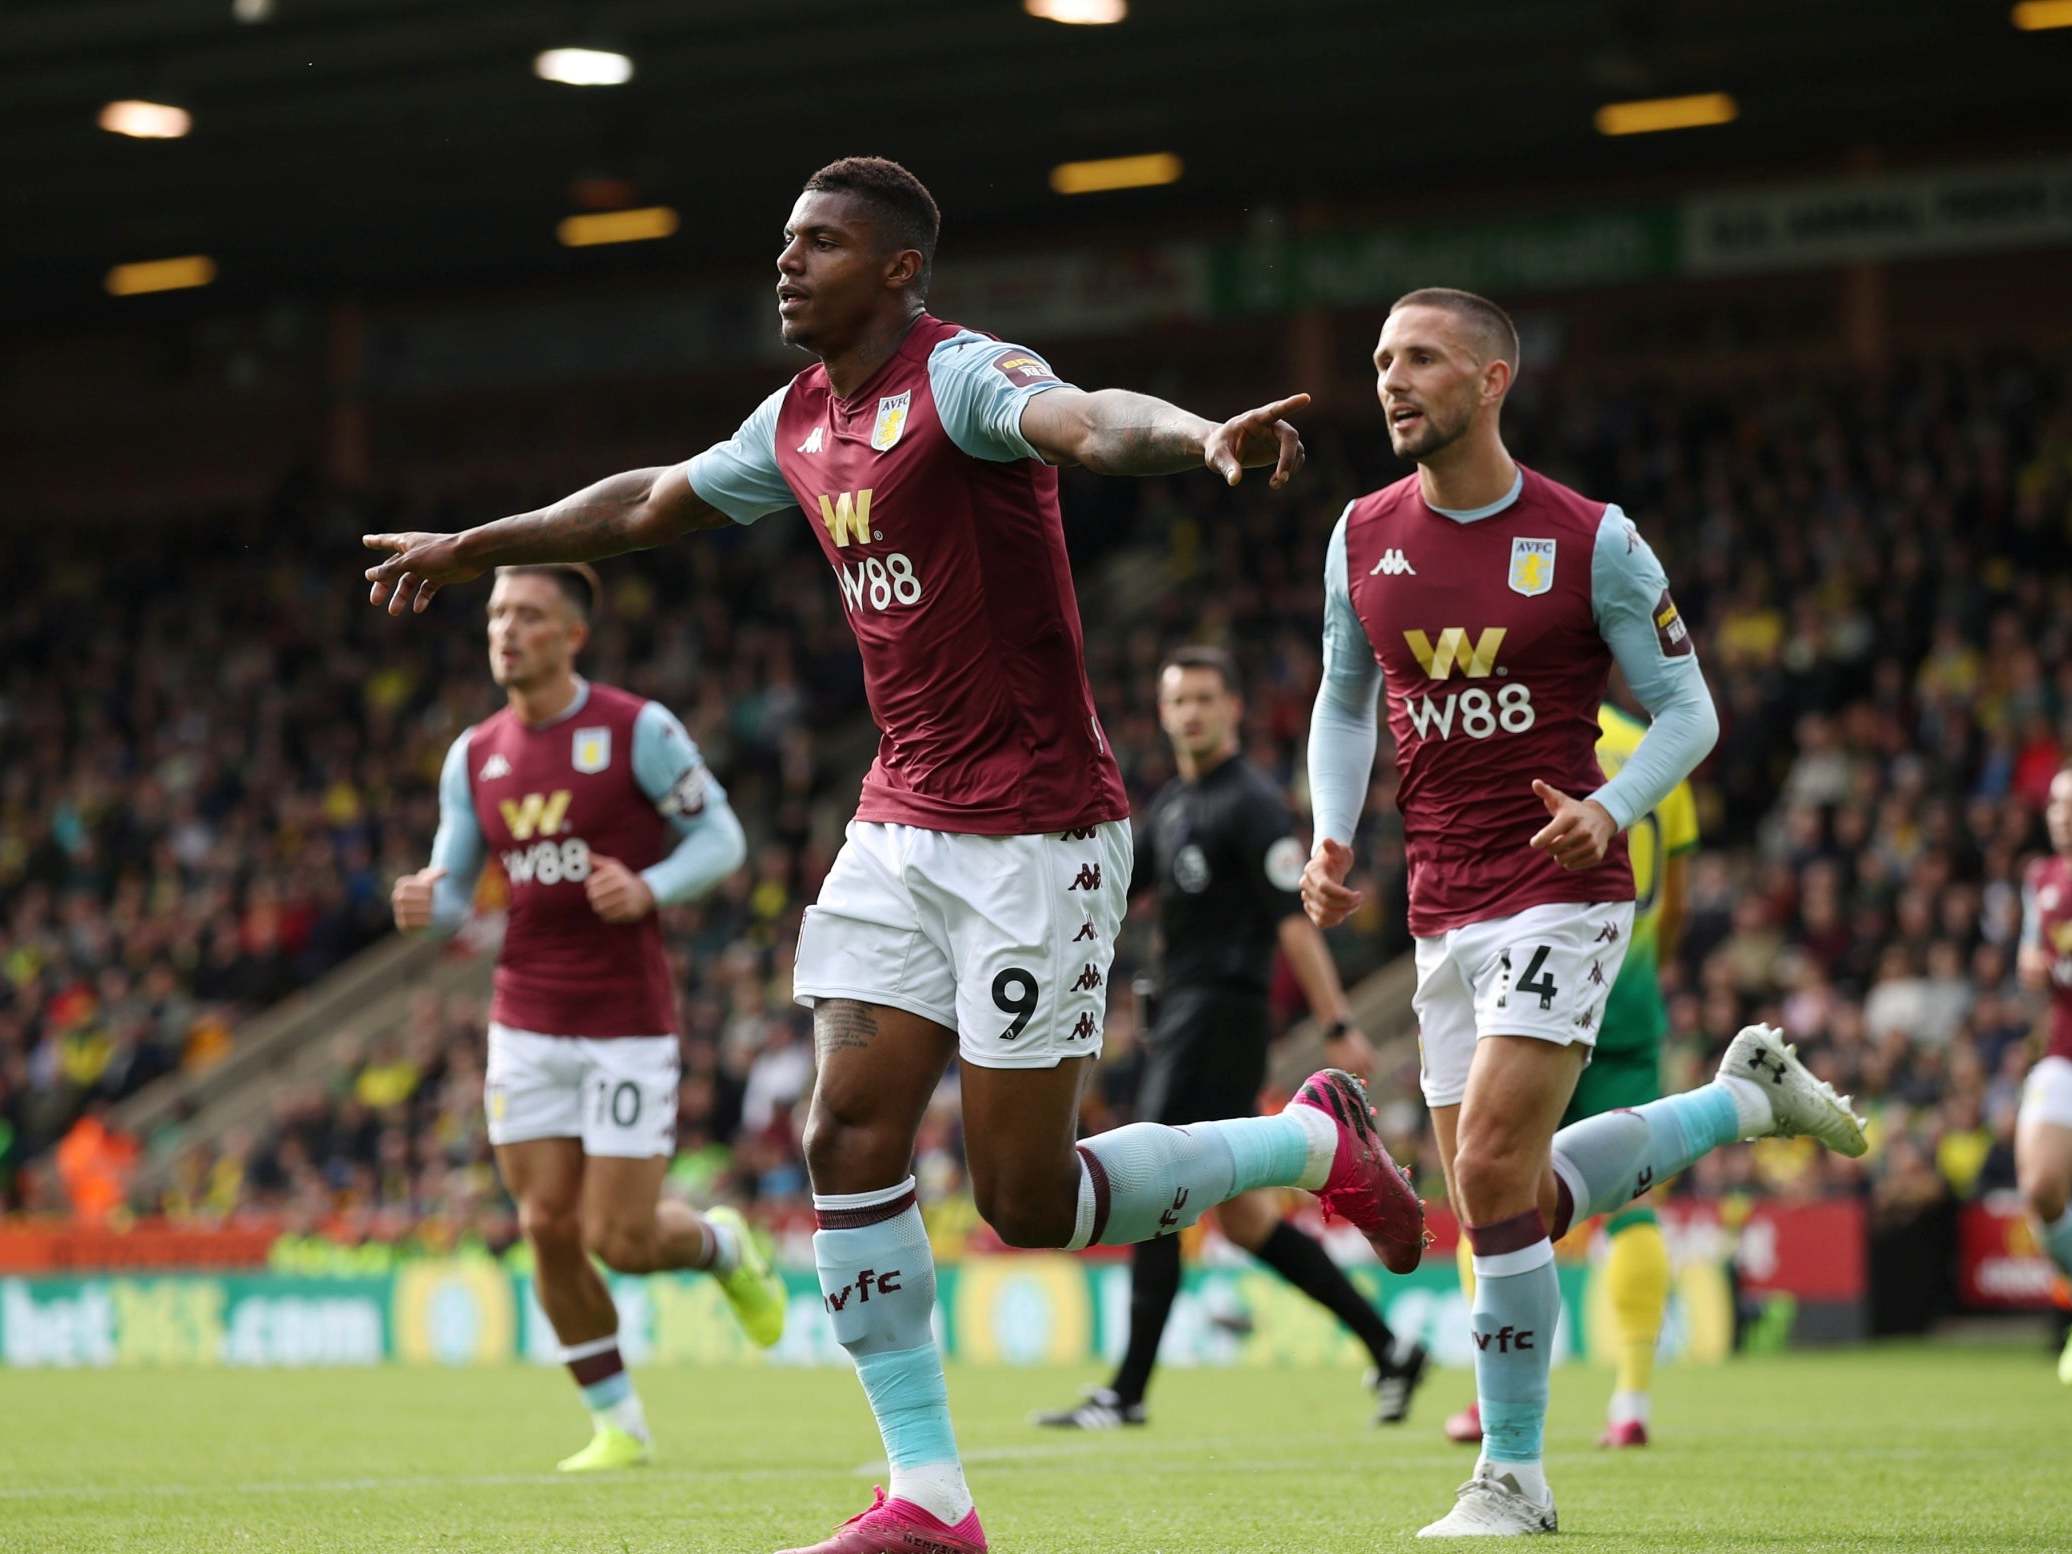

[870,392,911,452]
[1071,964,1103,992]
[478,753,510,781]
[1370,548,1417,577]
[1068,863,1103,891]
[1073,921,1097,942]
[1509,537,1556,597]
[1071,1012,1098,1040]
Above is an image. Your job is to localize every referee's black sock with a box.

[1253,1220,1398,1370]
[1109,1231,1183,1408]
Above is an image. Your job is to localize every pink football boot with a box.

[1288,1068,1428,1274]
[1597,1419,1650,1448]
[775,1487,987,1554]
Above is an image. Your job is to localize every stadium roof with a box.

[5,0,2068,322]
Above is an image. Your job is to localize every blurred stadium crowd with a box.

[3,349,2069,1268]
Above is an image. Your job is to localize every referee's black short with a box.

[1133,986,1269,1127]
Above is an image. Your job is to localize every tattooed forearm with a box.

[814,1000,880,1060]
[1074,390,1217,476]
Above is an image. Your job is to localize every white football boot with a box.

[1417,1465,1557,1537]
[1718,1023,1868,1157]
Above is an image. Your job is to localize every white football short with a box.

[484,1023,680,1157]
[1412,899,1636,1108]
[2020,1055,2072,1131]
[793,818,1132,1069]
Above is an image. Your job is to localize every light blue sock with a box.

[1070,1112,1328,1248]
[1551,1083,1743,1222]
[1468,1218,1558,1487]
[579,1372,631,1411]
[813,1178,970,1524]
[2043,1207,2072,1279]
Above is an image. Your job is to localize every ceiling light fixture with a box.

[106,256,216,297]
[534,47,634,86]
[557,207,679,247]
[99,99,192,139]
[1050,152,1182,195]
[2012,0,2072,28]
[1024,0,1127,23]
[1594,92,1738,136]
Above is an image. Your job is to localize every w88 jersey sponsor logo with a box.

[1406,684,1536,741]
[834,553,924,613]
[503,836,592,886]
[1400,626,1536,740]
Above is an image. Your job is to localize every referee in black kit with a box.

[1036,646,1428,1430]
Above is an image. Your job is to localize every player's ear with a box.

[1481,356,1513,407]
[884,247,924,292]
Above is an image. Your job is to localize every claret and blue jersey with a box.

[682,313,1130,838]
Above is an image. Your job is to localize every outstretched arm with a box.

[363,466,728,617]
[1018,387,1310,487]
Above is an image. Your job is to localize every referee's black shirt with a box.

[1137,754,1308,999]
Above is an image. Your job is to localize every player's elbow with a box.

[713,806,749,879]
[1688,689,1720,761]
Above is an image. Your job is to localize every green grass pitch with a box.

[1,1345,2065,1552]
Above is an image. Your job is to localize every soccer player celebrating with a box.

[1302,288,1867,1537]
[2016,763,2072,1382]
[390,563,783,1473]
[365,158,1423,1554]
[1034,647,1428,1434]
[1445,701,1699,1449]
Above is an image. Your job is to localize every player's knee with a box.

[2021,1171,2069,1227]
[976,1181,1075,1249]
[583,1218,661,1274]
[518,1198,583,1256]
[1452,1136,1542,1224]
[802,1109,908,1194]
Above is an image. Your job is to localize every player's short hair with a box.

[803,156,941,294]
[1161,645,1241,698]
[496,563,600,622]
[1389,287,1520,371]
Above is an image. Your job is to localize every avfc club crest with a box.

[870,391,912,452]
[572,726,612,774]
[1508,537,1556,597]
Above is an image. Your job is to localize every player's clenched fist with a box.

[1301,836,1365,929]
[391,866,448,932]
[585,856,656,924]
[1529,779,1618,870]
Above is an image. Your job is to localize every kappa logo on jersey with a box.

[817,488,874,547]
[1653,588,1693,657]
[1403,627,1507,680]
[1370,548,1417,577]
[499,789,571,841]
[572,727,611,774]
[1508,537,1556,597]
[798,425,825,455]
[478,753,510,781]
[870,391,911,452]
[992,350,1060,387]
